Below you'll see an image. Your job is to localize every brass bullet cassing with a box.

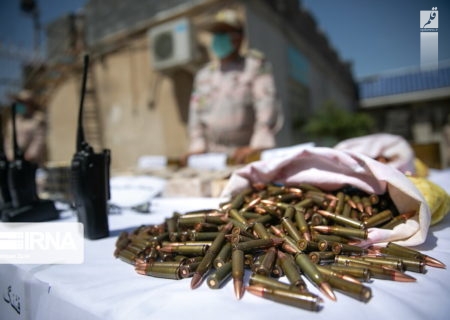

[308,251,336,265]
[326,264,371,283]
[235,238,283,252]
[255,247,278,276]
[207,261,232,289]
[191,222,233,289]
[277,250,308,291]
[321,273,372,303]
[295,207,311,241]
[281,216,302,241]
[363,209,393,228]
[380,211,416,229]
[143,261,183,280]
[246,285,323,312]
[316,210,365,229]
[313,225,368,240]
[213,242,232,269]
[385,242,446,269]
[294,252,336,301]
[331,242,368,255]
[232,247,245,299]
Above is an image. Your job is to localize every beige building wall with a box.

[47,35,191,173]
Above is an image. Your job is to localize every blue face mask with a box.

[15,103,27,115]
[211,33,234,59]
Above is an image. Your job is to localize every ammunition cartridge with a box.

[166,217,178,241]
[117,249,137,265]
[255,247,277,276]
[326,264,371,282]
[310,213,328,226]
[189,231,220,241]
[331,242,367,255]
[356,256,405,271]
[282,205,296,220]
[335,257,415,282]
[271,258,284,278]
[308,251,336,265]
[253,222,271,239]
[159,244,209,256]
[294,252,336,301]
[317,209,365,229]
[229,208,252,230]
[312,233,353,244]
[335,192,345,215]
[352,195,364,213]
[179,261,201,278]
[143,262,182,280]
[294,207,311,241]
[246,285,323,311]
[297,239,320,253]
[235,238,283,252]
[213,242,232,269]
[281,216,302,241]
[321,273,372,303]
[191,222,233,289]
[313,225,368,240]
[385,242,446,268]
[249,273,294,291]
[230,187,253,210]
[278,250,308,291]
[244,253,255,268]
[207,261,232,289]
[317,239,331,252]
[115,231,130,250]
[341,203,352,217]
[366,253,426,273]
[278,192,302,204]
[316,265,362,285]
[293,198,314,210]
[363,209,393,228]
[232,246,245,299]
[254,213,275,224]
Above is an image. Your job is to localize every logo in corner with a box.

[420,7,438,31]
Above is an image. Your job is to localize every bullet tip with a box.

[234,280,244,300]
[190,273,203,289]
[319,282,337,301]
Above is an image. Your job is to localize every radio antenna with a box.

[11,103,23,160]
[77,54,89,151]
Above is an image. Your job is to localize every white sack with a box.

[221,147,430,247]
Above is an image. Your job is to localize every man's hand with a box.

[232,146,260,164]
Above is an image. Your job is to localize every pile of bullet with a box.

[114,183,446,311]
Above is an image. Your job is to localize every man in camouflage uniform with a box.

[185,9,282,164]
[4,90,47,166]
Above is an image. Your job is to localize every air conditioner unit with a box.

[148,18,195,71]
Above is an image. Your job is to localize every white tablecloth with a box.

[1,171,450,320]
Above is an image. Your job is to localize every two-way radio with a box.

[2,103,59,222]
[71,54,111,240]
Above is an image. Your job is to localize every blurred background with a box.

[0,0,449,177]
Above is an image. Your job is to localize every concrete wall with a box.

[47,36,190,173]
[244,0,357,145]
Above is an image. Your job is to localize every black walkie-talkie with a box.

[0,114,12,207]
[71,54,111,240]
[2,103,59,222]
[8,103,39,206]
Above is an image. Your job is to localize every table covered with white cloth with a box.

[1,169,449,320]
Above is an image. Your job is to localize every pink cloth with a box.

[334,133,416,174]
[187,53,280,155]
[221,147,430,246]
